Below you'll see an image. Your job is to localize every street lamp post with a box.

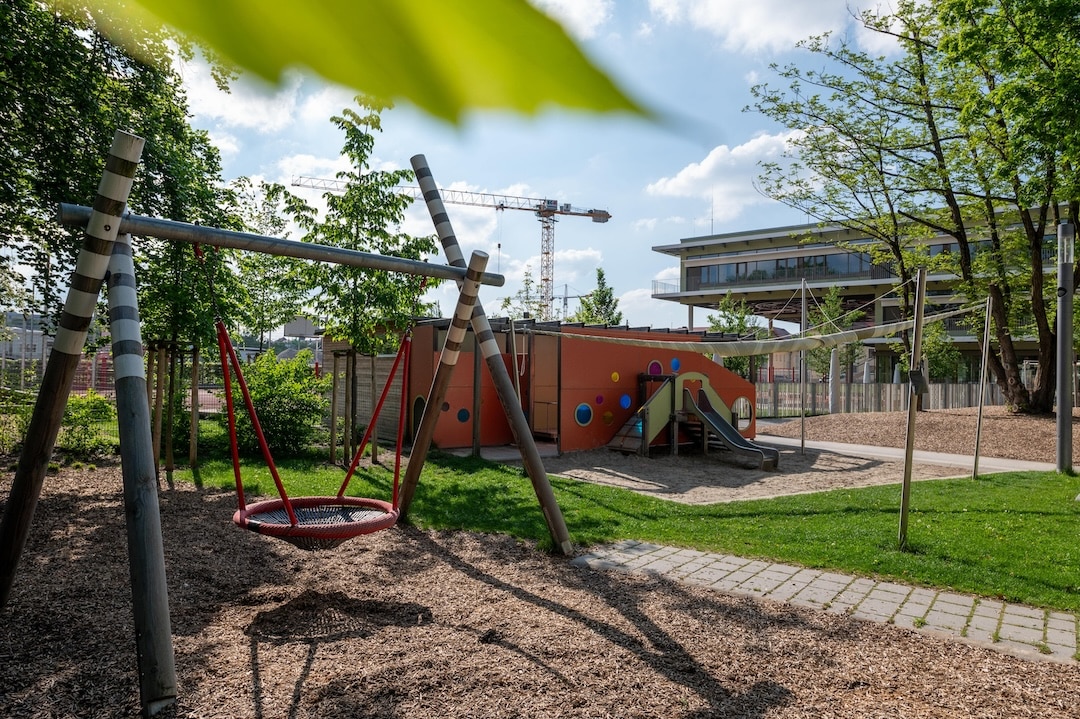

[1057,220,1074,474]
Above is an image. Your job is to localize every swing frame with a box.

[203,241,413,550]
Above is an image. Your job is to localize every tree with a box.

[706,293,766,379]
[806,287,865,379]
[750,0,1076,413]
[499,267,549,320]
[890,320,965,382]
[229,178,308,350]
[568,268,624,325]
[1,0,234,351]
[220,349,330,457]
[299,98,439,355]
[750,28,938,349]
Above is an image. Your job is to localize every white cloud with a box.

[179,57,301,133]
[655,265,680,281]
[207,130,239,157]
[298,85,357,127]
[646,131,800,222]
[551,247,603,290]
[557,247,603,264]
[275,154,352,185]
[532,0,614,40]
[646,0,889,54]
[618,287,689,328]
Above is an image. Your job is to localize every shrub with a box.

[59,388,117,458]
[0,388,34,455]
[218,349,330,458]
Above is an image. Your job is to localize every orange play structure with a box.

[408,321,771,462]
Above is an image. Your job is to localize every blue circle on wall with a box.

[619,394,632,410]
[670,357,681,372]
[457,408,470,422]
[574,403,593,426]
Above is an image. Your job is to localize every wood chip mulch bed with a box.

[2,461,1079,718]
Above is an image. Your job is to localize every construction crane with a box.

[292,176,611,319]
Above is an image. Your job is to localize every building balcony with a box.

[653,265,897,299]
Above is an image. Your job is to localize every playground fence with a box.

[754,380,1010,418]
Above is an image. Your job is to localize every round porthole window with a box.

[574,403,594,426]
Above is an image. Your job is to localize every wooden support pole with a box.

[370,354,379,464]
[472,338,482,457]
[398,251,488,516]
[411,155,573,555]
[0,130,144,609]
[345,350,355,459]
[107,233,177,714]
[145,340,156,422]
[165,343,177,484]
[152,344,166,470]
[329,353,340,464]
[189,347,199,468]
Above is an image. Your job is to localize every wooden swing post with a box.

[410,154,573,556]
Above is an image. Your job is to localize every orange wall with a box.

[409,324,514,450]
[409,324,757,452]
[557,330,757,452]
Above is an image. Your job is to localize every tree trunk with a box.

[985,286,1037,412]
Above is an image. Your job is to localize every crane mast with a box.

[292,176,611,319]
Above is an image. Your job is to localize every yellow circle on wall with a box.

[611,371,620,382]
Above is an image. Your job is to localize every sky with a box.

[176,0,898,331]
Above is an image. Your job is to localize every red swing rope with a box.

[196,244,297,525]
[337,331,411,506]
[197,243,412,531]
[216,319,298,525]
[336,275,425,505]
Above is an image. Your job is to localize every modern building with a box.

[651,219,1044,383]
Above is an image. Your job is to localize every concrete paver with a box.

[571,539,1077,664]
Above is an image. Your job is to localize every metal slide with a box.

[683,388,780,470]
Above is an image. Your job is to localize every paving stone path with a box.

[572,540,1078,664]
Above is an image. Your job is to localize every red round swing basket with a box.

[234,496,399,551]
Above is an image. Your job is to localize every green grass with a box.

[175,452,1080,613]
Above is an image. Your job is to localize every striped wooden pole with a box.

[410,155,572,555]
[398,250,488,516]
[0,130,144,608]
[108,233,177,715]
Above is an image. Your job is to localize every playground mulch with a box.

[2,431,1078,718]
[756,405,1076,464]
